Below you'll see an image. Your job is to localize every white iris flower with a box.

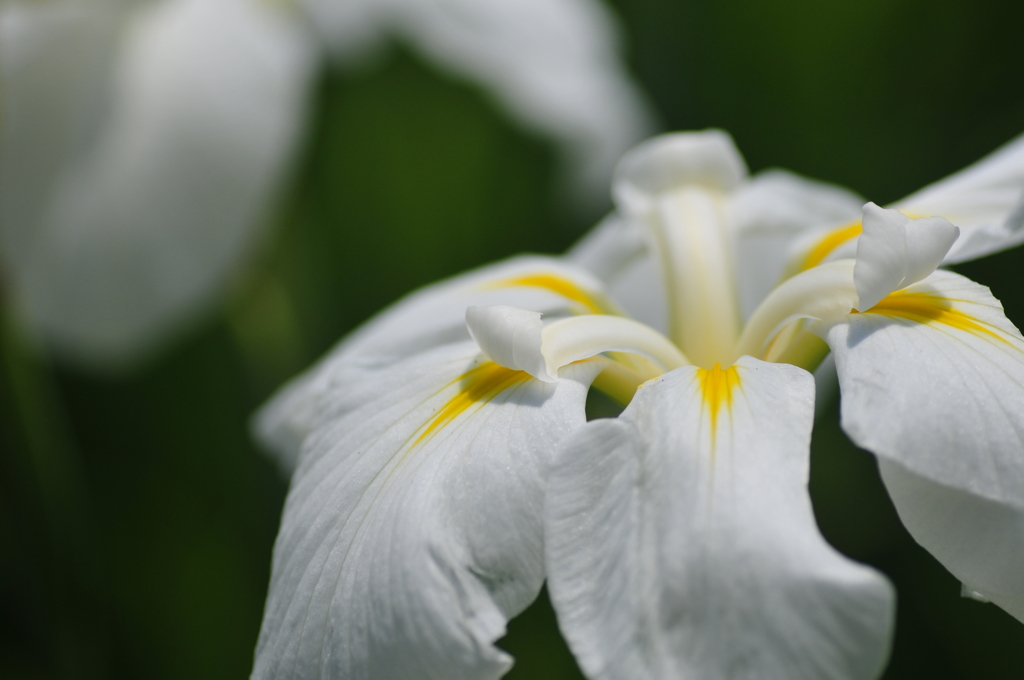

[252,129,1024,679]
[0,0,651,368]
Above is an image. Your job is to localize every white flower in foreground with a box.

[252,129,1024,679]
[0,0,651,369]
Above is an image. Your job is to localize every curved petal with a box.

[303,0,654,201]
[252,341,600,680]
[823,269,1024,511]
[895,132,1024,263]
[731,169,864,318]
[877,459,1024,623]
[545,357,894,680]
[255,255,612,472]
[0,0,315,368]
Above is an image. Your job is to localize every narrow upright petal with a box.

[612,130,747,366]
[823,270,1024,620]
[253,342,600,680]
[545,357,894,680]
[0,0,315,367]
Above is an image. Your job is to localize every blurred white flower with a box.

[0,0,315,367]
[0,0,653,369]
[305,0,655,197]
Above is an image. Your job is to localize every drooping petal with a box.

[895,132,1024,263]
[826,269,1024,508]
[877,459,1024,623]
[545,357,894,680]
[852,203,958,311]
[731,169,864,318]
[255,255,612,472]
[252,341,601,680]
[302,0,655,200]
[823,270,1024,620]
[0,0,315,368]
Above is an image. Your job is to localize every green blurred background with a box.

[3,0,1024,677]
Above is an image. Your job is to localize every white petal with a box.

[604,251,669,335]
[731,169,864,319]
[305,0,654,201]
[824,269,1024,511]
[567,213,648,284]
[253,341,600,680]
[853,203,958,311]
[826,271,1024,622]
[895,133,1024,263]
[612,129,748,216]
[878,459,1024,623]
[255,255,611,472]
[0,0,315,368]
[545,357,894,680]
[780,134,1024,276]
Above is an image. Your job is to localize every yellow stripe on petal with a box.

[482,273,613,315]
[790,211,927,276]
[415,361,530,447]
[697,363,741,438]
[799,220,862,272]
[865,292,1011,346]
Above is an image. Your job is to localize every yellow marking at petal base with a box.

[798,220,863,272]
[697,363,741,435]
[414,361,530,447]
[865,292,1010,345]
[481,273,610,315]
